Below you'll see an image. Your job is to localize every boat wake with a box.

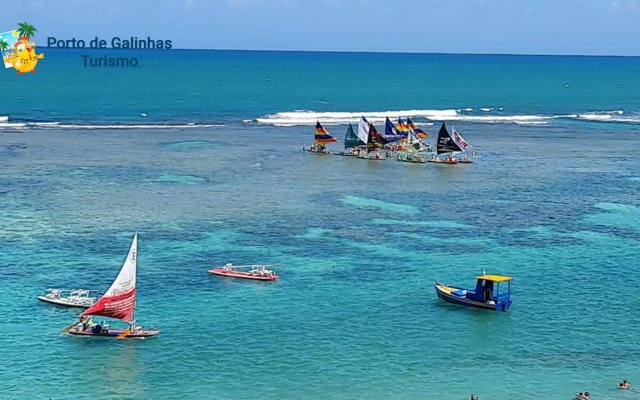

[255,109,640,126]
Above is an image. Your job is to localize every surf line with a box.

[81,55,138,68]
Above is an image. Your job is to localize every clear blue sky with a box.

[2,0,639,55]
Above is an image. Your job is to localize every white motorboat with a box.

[37,288,98,308]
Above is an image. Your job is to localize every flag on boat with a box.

[357,116,370,145]
[451,125,473,151]
[395,118,410,136]
[314,121,337,144]
[81,232,138,322]
[407,117,429,138]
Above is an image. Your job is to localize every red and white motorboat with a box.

[208,263,279,281]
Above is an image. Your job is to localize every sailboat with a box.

[427,122,473,164]
[396,128,427,163]
[65,232,159,339]
[406,117,429,139]
[383,117,404,142]
[335,123,366,156]
[358,117,387,160]
[304,121,337,154]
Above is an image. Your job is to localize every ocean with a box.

[1,49,639,400]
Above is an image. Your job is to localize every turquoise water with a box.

[1,50,640,399]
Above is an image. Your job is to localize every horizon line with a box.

[41,46,640,58]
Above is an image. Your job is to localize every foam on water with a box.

[341,195,420,215]
[256,109,458,126]
[0,116,225,130]
[256,109,640,126]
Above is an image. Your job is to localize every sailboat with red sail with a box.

[65,232,159,339]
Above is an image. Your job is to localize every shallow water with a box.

[1,119,639,399]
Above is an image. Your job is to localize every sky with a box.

[1,0,639,56]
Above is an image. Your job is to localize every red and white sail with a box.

[81,232,137,322]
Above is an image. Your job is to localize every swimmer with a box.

[618,379,631,390]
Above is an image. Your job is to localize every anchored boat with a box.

[37,289,98,308]
[335,123,366,156]
[209,263,279,281]
[434,273,512,312]
[304,121,337,154]
[64,232,159,339]
[427,122,473,164]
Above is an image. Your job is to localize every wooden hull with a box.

[68,327,160,338]
[37,296,93,309]
[397,158,426,164]
[433,282,510,312]
[426,159,459,165]
[208,269,278,281]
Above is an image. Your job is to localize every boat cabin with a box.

[468,275,512,310]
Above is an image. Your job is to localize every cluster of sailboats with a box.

[304,117,474,164]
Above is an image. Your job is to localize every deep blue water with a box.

[1,50,640,399]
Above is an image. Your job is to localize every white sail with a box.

[357,116,370,145]
[103,232,137,297]
[451,125,473,151]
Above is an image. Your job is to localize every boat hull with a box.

[37,296,93,309]
[426,159,459,164]
[433,282,509,311]
[303,148,330,154]
[208,269,278,281]
[68,327,160,338]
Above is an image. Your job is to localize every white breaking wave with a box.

[256,109,556,126]
[256,109,640,126]
[0,118,224,130]
[576,110,640,124]
[0,116,8,122]
[256,109,458,126]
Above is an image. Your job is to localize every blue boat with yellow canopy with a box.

[433,273,512,312]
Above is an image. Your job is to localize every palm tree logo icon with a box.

[1,22,44,74]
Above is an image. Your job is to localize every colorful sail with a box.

[357,116,370,145]
[436,122,464,155]
[383,117,403,142]
[451,125,473,151]
[344,123,365,149]
[407,117,429,138]
[395,118,410,136]
[81,232,138,322]
[368,122,386,148]
[314,121,337,144]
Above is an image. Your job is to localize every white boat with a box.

[37,289,98,308]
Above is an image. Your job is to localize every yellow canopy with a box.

[476,275,512,282]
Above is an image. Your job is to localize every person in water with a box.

[619,379,631,389]
[470,394,478,400]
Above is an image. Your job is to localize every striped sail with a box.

[407,117,429,138]
[314,121,337,144]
